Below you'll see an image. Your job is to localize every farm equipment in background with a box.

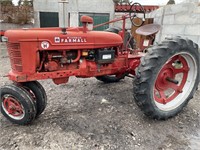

[0,3,199,125]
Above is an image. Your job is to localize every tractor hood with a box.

[5,27,123,50]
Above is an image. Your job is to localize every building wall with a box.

[68,0,114,27]
[33,0,59,27]
[0,23,34,31]
[113,13,132,29]
[148,2,200,46]
[33,0,115,28]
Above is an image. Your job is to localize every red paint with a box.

[81,15,93,23]
[115,4,159,13]
[1,30,5,36]
[154,55,189,104]
[3,96,24,117]
[4,12,148,85]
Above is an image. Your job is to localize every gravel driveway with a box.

[0,43,200,150]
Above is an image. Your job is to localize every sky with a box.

[12,0,17,5]
[12,0,185,6]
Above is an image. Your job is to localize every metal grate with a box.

[7,43,23,72]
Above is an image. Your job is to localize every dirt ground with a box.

[0,43,200,150]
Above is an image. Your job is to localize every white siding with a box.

[33,0,115,28]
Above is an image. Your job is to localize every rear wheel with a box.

[0,84,36,125]
[133,37,200,119]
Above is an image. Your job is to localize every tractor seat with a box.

[136,24,161,36]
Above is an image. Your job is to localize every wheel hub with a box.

[154,55,189,105]
[3,96,24,117]
[156,68,174,91]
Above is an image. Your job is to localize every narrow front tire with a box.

[0,84,37,125]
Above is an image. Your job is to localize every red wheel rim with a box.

[23,87,36,99]
[2,95,24,118]
[154,55,189,104]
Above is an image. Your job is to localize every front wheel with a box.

[19,81,47,117]
[133,37,200,120]
[0,84,37,125]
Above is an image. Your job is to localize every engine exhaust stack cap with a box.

[81,16,93,24]
[81,16,94,32]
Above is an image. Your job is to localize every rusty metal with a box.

[115,4,159,13]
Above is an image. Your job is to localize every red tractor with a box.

[1,3,199,125]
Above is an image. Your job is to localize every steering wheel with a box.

[129,2,146,27]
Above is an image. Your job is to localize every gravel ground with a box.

[0,43,200,150]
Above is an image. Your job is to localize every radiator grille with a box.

[7,43,23,72]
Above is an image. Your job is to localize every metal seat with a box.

[136,24,161,36]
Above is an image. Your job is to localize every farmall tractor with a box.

[0,3,199,125]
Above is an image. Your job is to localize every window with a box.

[40,12,59,28]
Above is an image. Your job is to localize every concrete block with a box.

[195,6,200,14]
[187,2,198,11]
[181,35,199,44]
[153,17,162,24]
[148,7,164,18]
[197,37,200,47]
[163,15,175,25]
[175,13,200,24]
[184,24,200,36]
[191,13,200,24]
[164,3,195,15]
[162,25,185,35]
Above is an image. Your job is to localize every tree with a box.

[167,0,175,5]
[0,0,33,24]
[18,0,33,7]
[0,0,13,6]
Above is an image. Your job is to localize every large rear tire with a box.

[133,37,200,120]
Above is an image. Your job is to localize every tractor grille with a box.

[7,43,23,72]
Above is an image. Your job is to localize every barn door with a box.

[40,12,59,28]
